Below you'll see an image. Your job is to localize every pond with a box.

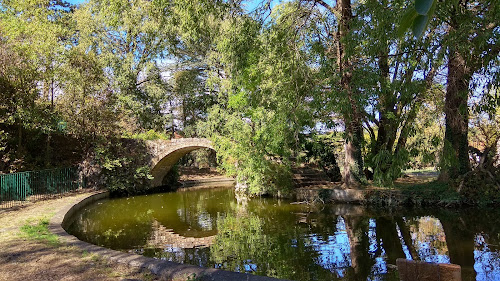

[66,187,500,281]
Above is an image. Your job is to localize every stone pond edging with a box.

[49,191,288,281]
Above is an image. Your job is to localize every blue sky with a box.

[66,0,85,5]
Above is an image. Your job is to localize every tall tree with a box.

[0,0,74,169]
[437,0,498,180]
[73,0,175,132]
[352,0,441,184]
[198,3,322,195]
[308,0,366,186]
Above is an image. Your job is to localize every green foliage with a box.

[415,0,435,15]
[93,140,153,195]
[57,49,121,139]
[73,0,173,132]
[125,130,170,141]
[371,149,410,186]
[455,169,500,205]
[211,213,266,267]
[171,68,216,134]
[353,0,442,184]
[0,0,497,202]
[302,134,342,182]
[19,218,59,245]
[198,2,323,195]
[200,106,294,195]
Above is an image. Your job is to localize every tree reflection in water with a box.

[67,188,500,281]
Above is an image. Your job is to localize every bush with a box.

[82,138,153,195]
[303,134,342,182]
[456,168,500,205]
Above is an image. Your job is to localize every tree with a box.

[171,68,216,136]
[0,0,74,170]
[197,3,322,195]
[437,0,498,180]
[57,48,120,139]
[73,0,175,133]
[351,0,442,184]
[303,0,366,186]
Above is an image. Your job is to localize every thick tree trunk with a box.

[439,47,471,181]
[336,0,365,186]
[372,51,397,160]
[395,217,419,260]
[344,121,364,185]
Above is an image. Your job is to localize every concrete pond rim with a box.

[49,190,289,281]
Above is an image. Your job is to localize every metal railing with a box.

[0,167,84,209]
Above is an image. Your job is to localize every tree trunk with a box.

[336,0,365,186]
[439,46,471,181]
[372,50,397,161]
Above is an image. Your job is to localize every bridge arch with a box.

[146,138,214,187]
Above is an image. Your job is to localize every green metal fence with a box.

[0,167,84,209]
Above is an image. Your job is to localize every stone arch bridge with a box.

[146,138,214,187]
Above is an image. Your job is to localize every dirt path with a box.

[178,167,226,181]
[0,192,164,281]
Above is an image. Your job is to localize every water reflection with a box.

[66,188,500,281]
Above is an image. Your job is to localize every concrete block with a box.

[438,263,461,281]
[397,259,461,281]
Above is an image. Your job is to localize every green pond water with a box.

[66,187,500,281]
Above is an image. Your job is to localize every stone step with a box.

[298,183,333,189]
[291,170,324,176]
[292,165,337,188]
[293,173,328,179]
[293,178,331,184]
[294,181,332,188]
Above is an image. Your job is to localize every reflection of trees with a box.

[69,189,500,281]
[151,187,236,237]
[437,208,500,281]
[210,202,407,281]
[343,216,375,279]
[407,216,449,263]
[441,215,475,280]
[395,217,419,260]
[210,210,347,280]
[67,198,153,249]
[376,217,406,265]
[67,188,236,249]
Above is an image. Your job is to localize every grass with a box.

[403,167,437,174]
[394,180,461,205]
[19,218,59,245]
